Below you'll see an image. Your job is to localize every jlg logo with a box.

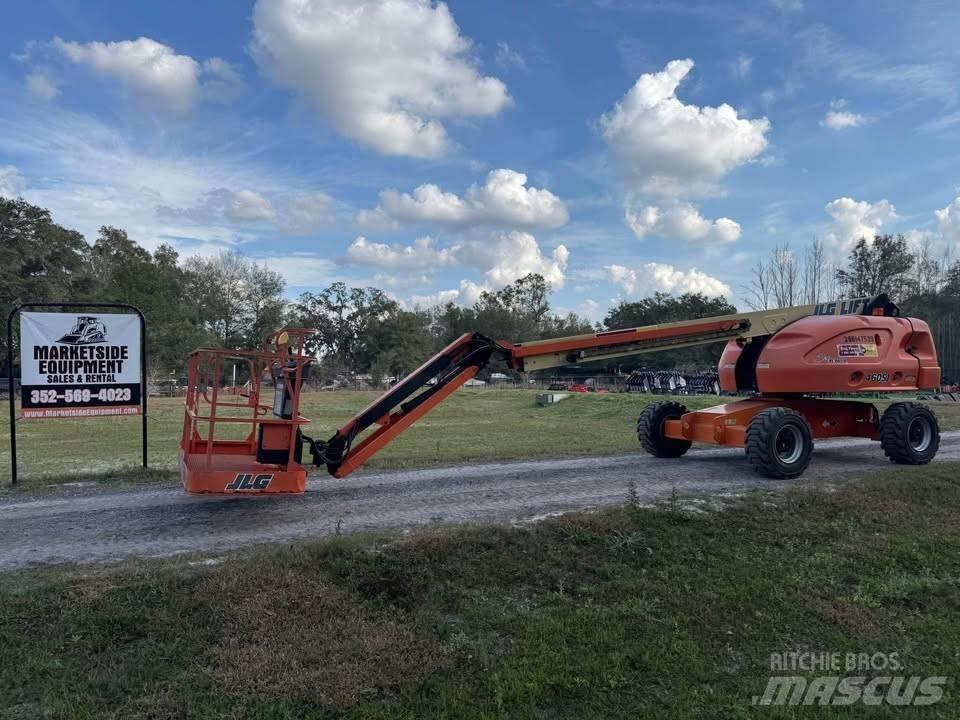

[225,473,273,491]
[814,299,867,315]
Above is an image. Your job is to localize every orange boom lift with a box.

[180,294,942,493]
[180,328,317,493]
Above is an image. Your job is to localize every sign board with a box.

[19,312,142,418]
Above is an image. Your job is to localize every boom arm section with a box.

[309,295,896,478]
[507,295,897,372]
[307,333,512,478]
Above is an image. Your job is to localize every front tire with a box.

[745,408,813,479]
[637,401,691,458]
[879,402,940,465]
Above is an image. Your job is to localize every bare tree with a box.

[820,257,839,302]
[801,238,828,304]
[770,243,799,307]
[744,259,771,310]
[748,238,844,310]
[911,235,949,294]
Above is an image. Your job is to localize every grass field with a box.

[1,462,958,718]
[2,390,959,490]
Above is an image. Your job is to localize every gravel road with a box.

[2,431,958,570]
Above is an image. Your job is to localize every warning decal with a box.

[837,343,879,358]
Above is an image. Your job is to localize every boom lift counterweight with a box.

[179,295,942,493]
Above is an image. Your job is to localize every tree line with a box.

[3,195,958,383]
[745,233,960,380]
[0,196,596,382]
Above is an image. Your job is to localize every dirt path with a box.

[2,432,959,570]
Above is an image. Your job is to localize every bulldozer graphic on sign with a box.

[58,316,107,345]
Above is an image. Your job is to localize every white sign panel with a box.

[19,312,142,418]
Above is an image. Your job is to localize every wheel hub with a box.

[774,425,803,465]
[907,416,933,452]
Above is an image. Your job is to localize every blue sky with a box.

[2,0,960,320]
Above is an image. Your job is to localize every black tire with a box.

[879,402,940,465]
[745,408,813,479]
[637,401,692,458]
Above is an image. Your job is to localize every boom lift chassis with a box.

[180,295,942,493]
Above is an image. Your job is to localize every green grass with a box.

[2,462,958,718]
[0,390,731,490]
[2,390,960,491]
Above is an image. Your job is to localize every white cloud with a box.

[822,110,865,129]
[201,58,246,102]
[376,184,470,225]
[220,190,273,221]
[771,0,802,10]
[159,188,275,224]
[406,278,488,308]
[0,165,26,197]
[459,230,569,288]
[458,279,488,305]
[576,298,602,322]
[821,100,865,130]
[599,59,770,196]
[408,288,461,308]
[346,235,458,270]
[354,207,401,231]
[346,229,568,290]
[11,41,36,65]
[625,202,740,244]
[824,197,897,252]
[256,253,335,286]
[935,197,960,246]
[487,232,568,288]
[53,36,201,113]
[731,54,752,80]
[30,182,256,254]
[0,107,326,257]
[607,262,731,298]
[158,188,337,235]
[251,0,510,158]
[51,37,244,112]
[279,191,335,235]
[363,168,568,229]
[797,25,956,106]
[26,71,60,100]
[918,111,960,134]
[902,228,939,253]
[466,169,568,228]
[495,42,528,72]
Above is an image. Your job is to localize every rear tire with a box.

[879,402,940,465]
[745,408,813,479]
[637,401,691,458]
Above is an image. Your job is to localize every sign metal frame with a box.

[5,303,148,485]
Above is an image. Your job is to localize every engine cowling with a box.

[741,315,941,394]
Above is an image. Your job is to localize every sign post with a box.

[6,303,148,485]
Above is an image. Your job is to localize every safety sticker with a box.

[837,343,878,358]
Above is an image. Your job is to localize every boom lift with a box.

[180,295,942,493]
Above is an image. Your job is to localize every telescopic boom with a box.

[307,295,898,478]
